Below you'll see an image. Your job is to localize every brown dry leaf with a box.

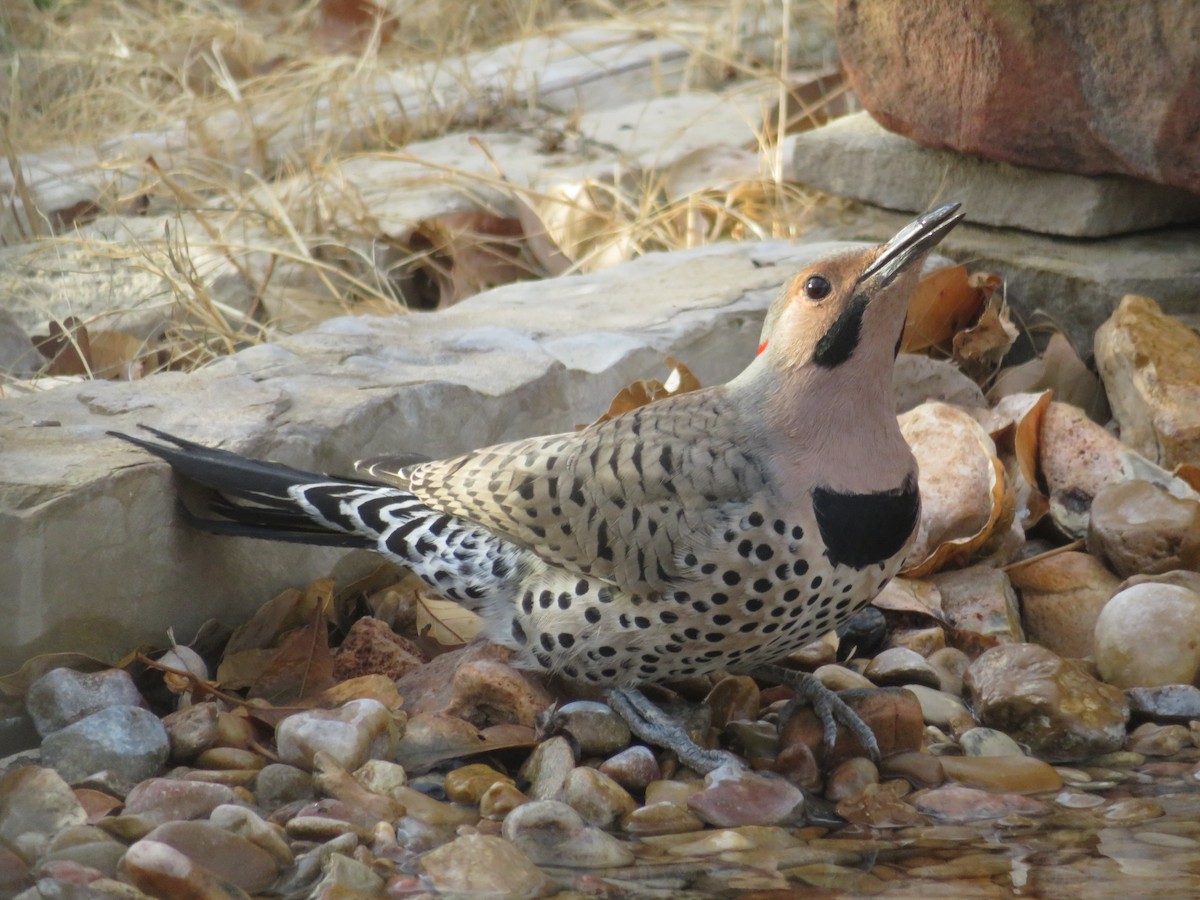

[586,357,702,428]
[407,212,528,308]
[0,652,112,699]
[315,0,397,54]
[415,592,484,648]
[246,581,336,704]
[871,578,945,623]
[900,402,1011,577]
[901,265,983,353]
[224,581,328,656]
[1177,464,1200,493]
[394,711,537,771]
[32,317,159,380]
[989,333,1107,421]
[952,276,1017,376]
[986,391,1053,528]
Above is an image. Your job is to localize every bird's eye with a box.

[804,275,832,301]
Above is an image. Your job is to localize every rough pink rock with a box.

[837,0,1200,194]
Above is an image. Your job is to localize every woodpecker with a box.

[113,204,962,770]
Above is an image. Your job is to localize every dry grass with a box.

[0,0,844,386]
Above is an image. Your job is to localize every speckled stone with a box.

[521,735,576,801]
[123,778,235,821]
[40,706,169,794]
[563,765,638,827]
[24,667,147,737]
[687,763,805,827]
[420,833,550,895]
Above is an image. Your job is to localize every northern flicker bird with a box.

[112,203,962,771]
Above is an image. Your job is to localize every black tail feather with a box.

[110,426,376,549]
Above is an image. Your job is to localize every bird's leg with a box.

[607,688,743,775]
[755,663,881,763]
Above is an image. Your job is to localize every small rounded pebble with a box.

[864,647,942,689]
[1095,582,1200,688]
[275,699,399,771]
[620,802,705,836]
[825,757,880,802]
[123,778,235,821]
[479,781,528,820]
[255,764,315,807]
[520,735,576,801]
[926,648,971,697]
[1127,684,1200,721]
[938,755,1063,795]
[687,763,805,827]
[444,764,513,805]
[958,727,1025,757]
[1055,790,1106,809]
[598,745,661,791]
[25,668,147,738]
[900,684,970,729]
[563,766,637,827]
[194,747,266,771]
[161,702,220,761]
[813,665,874,692]
[123,839,250,900]
[705,676,761,729]
[886,626,946,657]
[502,800,634,867]
[1087,479,1200,577]
[912,784,1051,822]
[209,804,294,867]
[1126,722,1192,756]
[645,779,702,807]
[420,833,550,895]
[880,751,945,788]
[551,701,633,756]
[141,820,282,892]
[1103,798,1165,824]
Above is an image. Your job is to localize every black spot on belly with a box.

[812,472,920,569]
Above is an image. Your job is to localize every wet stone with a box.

[927,647,971,697]
[902,684,972,729]
[194,747,266,771]
[880,751,945,788]
[0,767,87,863]
[551,700,632,756]
[40,706,169,795]
[687,763,805,827]
[705,676,761,729]
[598,745,661,791]
[444,763,513,805]
[965,643,1128,762]
[312,852,383,896]
[771,737,823,793]
[123,778,235,821]
[645,779,702,806]
[912,784,1051,822]
[814,664,874,692]
[209,804,294,867]
[563,765,638,827]
[1127,684,1200,721]
[1095,581,1200,688]
[255,764,314,807]
[864,647,943,689]
[275,699,399,771]
[887,625,947,657]
[142,819,282,893]
[521,734,576,801]
[825,757,880,801]
[420,833,550,896]
[24,667,146,738]
[501,799,635,867]
[1127,722,1193,756]
[938,754,1063,794]
[621,801,706,836]
[479,781,528,820]
[122,839,252,900]
[837,606,888,659]
[958,727,1025,757]
[780,687,924,769]
[161,702,220,761]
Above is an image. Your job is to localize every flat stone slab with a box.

[790,113,1200,238]
[2,238,917,670]
[796,202,1200,355]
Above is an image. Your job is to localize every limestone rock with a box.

[964,643,1129,762]
[1087,480,1200,576]
[1095,294,1200,469]
[929,566,1024,654]
[836,0,1200,194]
[790,113,1200,238]
[420,833,550,896]
[275,699,399,771]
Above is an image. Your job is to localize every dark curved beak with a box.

[860,203,963,289]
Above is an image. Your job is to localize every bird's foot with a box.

[756,663,881,763]
[607,687,743,775]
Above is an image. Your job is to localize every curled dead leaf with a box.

[586,357,701,428]
[952,275,1016,377]
[902,265,984,354]
[899,402,1012,577]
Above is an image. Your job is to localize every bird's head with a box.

[756,203,963,381]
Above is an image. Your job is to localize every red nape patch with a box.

[757,340,769,356]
